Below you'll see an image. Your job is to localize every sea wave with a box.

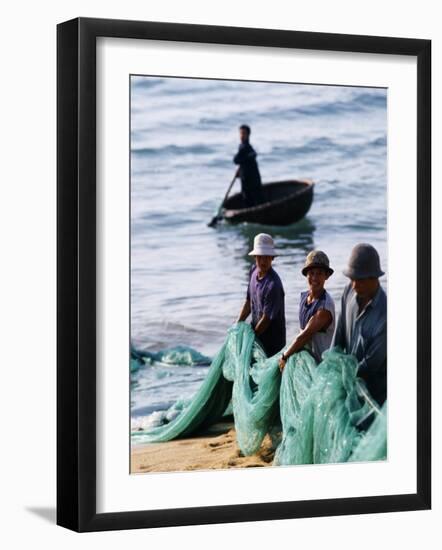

[131,143,216,156]
[270,135,386,158]
[131,344,212,370]
[271,92,386,119]
[131,77,164,89]
[132,398,191,432]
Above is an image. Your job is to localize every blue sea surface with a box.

[130,77,387,437]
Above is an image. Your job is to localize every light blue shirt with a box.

[332,283,387,404]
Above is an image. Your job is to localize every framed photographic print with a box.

[57,17,431,532]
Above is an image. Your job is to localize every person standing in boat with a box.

[233,124,265,207]
[279,251,335,371]
[331,243,387,407]
[237,233,286,357]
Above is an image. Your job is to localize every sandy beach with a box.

[131,420,275,474]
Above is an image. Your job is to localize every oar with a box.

[207,173,238,227]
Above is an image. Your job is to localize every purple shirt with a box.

[246,265,286,357]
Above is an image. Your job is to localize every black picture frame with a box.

[57,17,431,532]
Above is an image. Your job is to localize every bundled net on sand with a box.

[132,322,386,464]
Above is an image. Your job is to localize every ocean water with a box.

[130,76,387,437]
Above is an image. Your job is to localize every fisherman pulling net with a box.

[131,322,386,465]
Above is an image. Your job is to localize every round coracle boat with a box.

[222,179,314,226]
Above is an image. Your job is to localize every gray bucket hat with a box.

[302,250,334,277]
[343,243,385,280]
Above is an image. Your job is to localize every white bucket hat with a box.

[248,233,277,256]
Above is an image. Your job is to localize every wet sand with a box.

[131,421,275,473]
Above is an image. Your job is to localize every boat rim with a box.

[223,179,314,217]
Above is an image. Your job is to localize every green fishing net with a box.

[132,322,386,464]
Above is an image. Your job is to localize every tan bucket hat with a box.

[302,250,334,276]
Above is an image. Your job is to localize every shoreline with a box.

[131,421,275,474]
